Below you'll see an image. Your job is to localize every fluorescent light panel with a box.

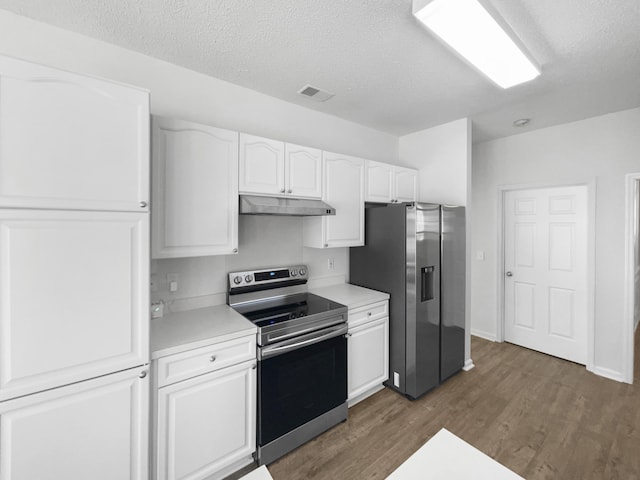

[413,0,540,88]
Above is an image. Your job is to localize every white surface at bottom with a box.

[386,428,523,479]
[239,465,274,480]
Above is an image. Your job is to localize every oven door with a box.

[258,323,348,446]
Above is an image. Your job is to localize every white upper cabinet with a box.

[239,134,322,198]
[0,209,149,401]
[366,161,394,203]
[303,152,365,248]
[239,133,285,195]
[394,166,419,202]
[365,160,418,203]
[0,55,149,212]
[152,116,239,258]
[285,143,322,198]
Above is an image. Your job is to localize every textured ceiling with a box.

[1,0,638,142]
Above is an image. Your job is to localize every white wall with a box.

[0,10,396,310]
[472,107,640,381]
[399,118,471,206]
[398,118,474,368]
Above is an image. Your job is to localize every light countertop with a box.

[387,428,523,479]
[309,283,389,310]
[151,304,256,360]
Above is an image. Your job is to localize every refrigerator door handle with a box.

[421,266,435,302]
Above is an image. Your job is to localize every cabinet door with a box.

[285,143,322,198]
[156,360,256,480]
[152,117,238,258]
[394,167,419,202]
[348,317,389,402]
[0,55,149,212]
[0,365,149,480]
[239,134,285,195]
[322,152,365,247]
[365,160,393,203]
[0,210,149,401]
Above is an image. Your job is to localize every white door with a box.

[156,360,256,480]
[504,186,588,364]
[285,143,322,198]
[151,117,239,258]
[0,210,149,401]
[0,365,149,480]
[239,134,285,195]
[0,55,149,212]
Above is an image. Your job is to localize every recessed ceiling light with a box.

[412,0,540,89]
[513,118,531,127]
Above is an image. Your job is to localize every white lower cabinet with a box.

[154,341,256,480]
[0,365,149,480]
[347,301,389,406]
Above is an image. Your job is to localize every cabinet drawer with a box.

[348,301,388,328]
[156,335,255,387]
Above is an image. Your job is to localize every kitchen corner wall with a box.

[0,9,394,311]
[472,107,640,381]
[398,118,473,368]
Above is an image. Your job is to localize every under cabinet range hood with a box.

[239,195,336,216]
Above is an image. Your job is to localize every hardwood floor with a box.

[263,331,640,480]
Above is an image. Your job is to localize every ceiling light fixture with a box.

[412,0,540,89]
[513,118,530,127]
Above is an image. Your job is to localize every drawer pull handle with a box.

[345,333,352,338]
[139,370,147,379]
[368,312,372,316]
[252,364,257,370]
[209,355,216,362]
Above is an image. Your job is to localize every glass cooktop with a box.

[234,293,346,328]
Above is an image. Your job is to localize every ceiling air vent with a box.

[297,84,334,102]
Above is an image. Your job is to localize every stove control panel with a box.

[228,265,308,289]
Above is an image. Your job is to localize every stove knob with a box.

[290,269,298,277]
[233,275,242,285]
[299,268,307,276]
[245,275,253,283]
[289,312,297,320]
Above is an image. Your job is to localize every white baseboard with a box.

[591,365,626,383]
[470,328,497,342]
[462,358,475,371]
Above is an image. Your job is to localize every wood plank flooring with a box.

[259,331,640,480]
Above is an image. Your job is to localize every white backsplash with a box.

[151,214,348,313]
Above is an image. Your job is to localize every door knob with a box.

[506,271,513,277]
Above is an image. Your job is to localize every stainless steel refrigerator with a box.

[349,203,465,399]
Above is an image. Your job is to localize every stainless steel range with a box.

[228,265,348,465]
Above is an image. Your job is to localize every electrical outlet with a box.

[327,258,335,270]
[167,273,178,293]
[393,372,400,388]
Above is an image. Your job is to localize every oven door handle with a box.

[260,323,348,360]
